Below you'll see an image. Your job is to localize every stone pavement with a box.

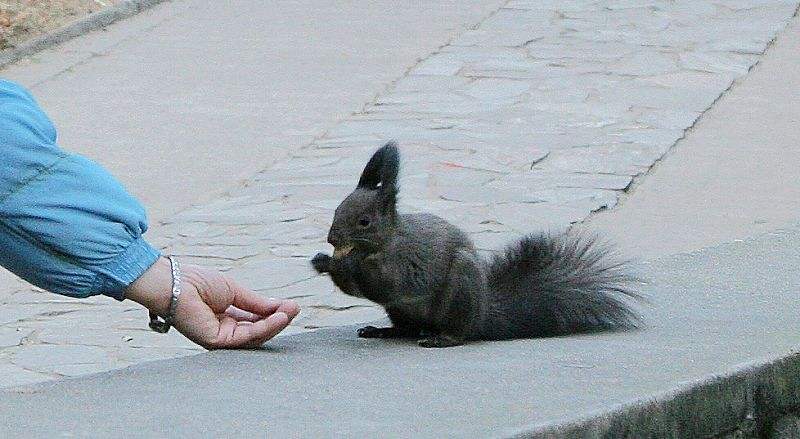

[590,11,800,259]
[1,0,799,387]
[2,223,800,438]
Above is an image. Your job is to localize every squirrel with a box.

[311,141,641,348]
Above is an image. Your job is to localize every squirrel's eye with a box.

[358,217,371,227]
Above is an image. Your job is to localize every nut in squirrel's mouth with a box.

[333,244,354,258]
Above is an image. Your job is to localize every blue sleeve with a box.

[0,79,160,300]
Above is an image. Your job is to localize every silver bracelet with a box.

[148,256,182,334]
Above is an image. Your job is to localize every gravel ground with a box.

[0,0,117,50]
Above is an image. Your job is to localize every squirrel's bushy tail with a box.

[479,233,642,340]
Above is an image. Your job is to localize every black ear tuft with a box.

[357,141,400,191]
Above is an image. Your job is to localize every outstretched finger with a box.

[275,300,300,321]
[212,312,290,349]
[226,278,283,316]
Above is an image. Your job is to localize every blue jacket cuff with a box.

[92,237,161,301]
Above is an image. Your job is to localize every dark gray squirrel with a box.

[311,141,642,348]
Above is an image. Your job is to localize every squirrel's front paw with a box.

[311,253,332,273]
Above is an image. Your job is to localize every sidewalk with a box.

[1,0,799,388]
[590,9,800,259]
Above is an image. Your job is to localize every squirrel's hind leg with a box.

[419,249,485,348]
[358,307,424,339]
[418,334,465,348]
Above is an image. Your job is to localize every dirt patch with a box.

[0,0,119,50]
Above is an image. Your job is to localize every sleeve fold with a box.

[0,79,160,300]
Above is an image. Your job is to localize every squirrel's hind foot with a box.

[357,325,419,339]
[418,334,465,348]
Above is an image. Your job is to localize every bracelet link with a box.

[148,256,182,333]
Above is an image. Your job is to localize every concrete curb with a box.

[0,0,172,70]
[0,321,798,437]
[521,352,800,438]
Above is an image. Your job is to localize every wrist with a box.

[125,256,173,316]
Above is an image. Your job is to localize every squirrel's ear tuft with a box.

[357,141,400,191]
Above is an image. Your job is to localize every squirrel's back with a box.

[384,213,477,298]
[396,213,473,248]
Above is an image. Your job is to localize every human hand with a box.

[126,257,299,349]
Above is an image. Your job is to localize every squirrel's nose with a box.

[327,229,340,247]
